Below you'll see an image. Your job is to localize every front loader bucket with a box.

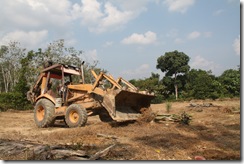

[101,90,155,121]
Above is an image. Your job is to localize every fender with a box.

[36,94,56,105]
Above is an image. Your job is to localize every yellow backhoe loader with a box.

[27,62,155,128]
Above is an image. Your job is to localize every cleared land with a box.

[0,99,240,160]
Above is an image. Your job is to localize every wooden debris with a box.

[0,139,115,160]
[89,144,116,160]
[232,111,240,114]
[97,133,118,139]
[189,102,214,108]
[154,112,192,125]
[50,149,87,160]
[154,114,179,122]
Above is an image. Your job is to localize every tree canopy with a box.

[156,50,190,77]
[218,69,240,97]
[156,50,190,100]
[184,69,223,100]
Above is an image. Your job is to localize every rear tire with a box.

[65,104,87,128]
[34,99,55,128]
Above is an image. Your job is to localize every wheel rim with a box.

[36,106,45,121]
[69,110,79,123]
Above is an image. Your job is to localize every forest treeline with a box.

[0,40,240,110]
[130,50,240,103]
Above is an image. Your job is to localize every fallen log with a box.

[0,139,115,160]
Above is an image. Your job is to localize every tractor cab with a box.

[28,63,82,106]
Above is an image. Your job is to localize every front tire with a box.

[34,99,55,128]
[65,104,87,128]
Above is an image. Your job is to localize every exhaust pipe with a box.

[81,61,85,84]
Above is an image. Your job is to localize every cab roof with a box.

[41,63,81,76]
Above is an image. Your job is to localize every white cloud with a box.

[187,31,201,40]
[0,0,74,31]
[0,0,78,49]
[172,31,211,43]
[0,30,48,48]
[98,3,133,32]
[122,31,157,45]
[163,0,195,13]
[76,0,139,33]
[78,0,104,24]
[233,35,240,56]
[121,64,151,79]
[0,0,155,47]
[191,55,220,72]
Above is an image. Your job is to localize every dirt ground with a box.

[0,98,241,160]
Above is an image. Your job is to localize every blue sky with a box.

[0,0,240,80]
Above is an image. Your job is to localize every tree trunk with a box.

[174,73,178,100]
[175,84,178,100]
[1,65,8,93]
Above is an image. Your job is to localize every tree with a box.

[185,69,223,100]
[218,68,240,97]
[0,42,26,93]
[161,74,187,99]
[14,51,35,94]
[156,50,190,100]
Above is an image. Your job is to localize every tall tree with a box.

[156,50,190,100]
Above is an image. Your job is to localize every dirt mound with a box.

[137,107,156,123]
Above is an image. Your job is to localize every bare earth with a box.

[0,99,240,160]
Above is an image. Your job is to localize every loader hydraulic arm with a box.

[91,70,122,91]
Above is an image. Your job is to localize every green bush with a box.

[0,92,32,111]
[151,94,164,104]
[209,91,220,100]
